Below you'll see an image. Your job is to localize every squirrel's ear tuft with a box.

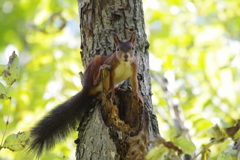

[112,32,122,45]
[128,31,137,44]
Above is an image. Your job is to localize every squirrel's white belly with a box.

[114,61,132,85]
[94,61,132,93]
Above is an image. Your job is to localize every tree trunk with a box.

[76,0,159,159]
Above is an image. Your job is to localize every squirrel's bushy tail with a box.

[28,89,92,158]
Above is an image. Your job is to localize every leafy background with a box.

[0,0,240,159]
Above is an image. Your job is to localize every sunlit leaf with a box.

[3,131,30,151]
[0,82,9,100]
[172,136,196,154]
[217,153,233,160]
[217,145,237,160]
[194,118,213,131]
[145,144,168,160]
[2,51,19,86]
[207,124,227,141]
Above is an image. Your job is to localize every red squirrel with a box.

[28,31,143,158]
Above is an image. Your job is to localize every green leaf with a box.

[0,82,9,100]
[2,131,30,151]
[2,51,20,86]
[217,146,237,160]
[217,153,233,160]
[172,136,196,154]
[207,124,227,141]
[145,144,168,160]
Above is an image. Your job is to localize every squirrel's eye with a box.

[132,47,134,50]
[117,48,119,51]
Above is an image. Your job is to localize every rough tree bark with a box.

[76,0,159,159]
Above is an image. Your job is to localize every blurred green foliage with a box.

[0,0,239,159]
[0,0,81,159]
[144,0,240,159]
